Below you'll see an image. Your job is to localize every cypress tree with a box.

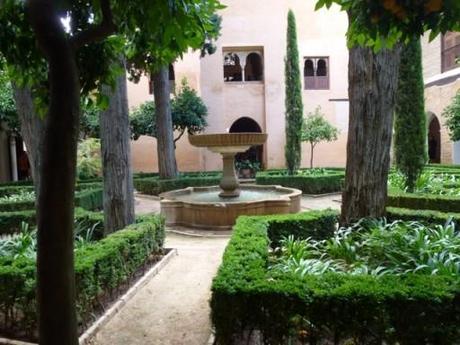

[394,38,427,192]
[284,10,303,175]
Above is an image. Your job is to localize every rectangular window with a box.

[442,32,460,73]
[223,48,264,83]
[304,57,329,90]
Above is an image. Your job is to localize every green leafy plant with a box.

[443,91,460,142]
[0,222,36,259]
[0,190,35,203]
[235,159,261,177]
[130,78,208,144]
[301,107,339,168]
[272,218,460,277]
[77,138,102,180]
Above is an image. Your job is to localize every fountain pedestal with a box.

[219,152,240,197]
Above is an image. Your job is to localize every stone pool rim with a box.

[160,184,302,230]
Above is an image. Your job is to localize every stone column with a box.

[9,135,18,181]
[219,152,240,197]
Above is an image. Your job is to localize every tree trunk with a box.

[29,2,79,344]
[12,85,45,196]
[310,144,314,169]
[100,62,135,235]
[152,66,178,179]
[341,45,401,225]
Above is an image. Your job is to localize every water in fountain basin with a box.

[174,189,288,203]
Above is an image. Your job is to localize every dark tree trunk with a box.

[341,45,401,225]
[152,66,178,179]
[12,85,45,196]
[100,62,135,235]
[29,2,79,344]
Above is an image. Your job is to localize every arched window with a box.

[244,53,263,81]
[304,59,314,77]
[316,59,327,76]
[223,52,242,82]
[230,117,264,172]
[304,57,329,90]
[428,114,441,163]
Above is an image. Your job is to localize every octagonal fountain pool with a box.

[159,133,302,230]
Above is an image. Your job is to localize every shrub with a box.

[301,107,339,168]
[387,191,460,213]
[394,38,427,192]
[77,138,102,180]
[256,170,344,194]
[284,10,303,175]
[0,188,103,212]
[211,210,460,344]
[386,207,460,226]
[0,215,164,340]
[135,175,221,195]
[0,208,104,237]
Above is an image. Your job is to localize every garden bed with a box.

[211,210,460,344]
[0,188,103,212]
[256,168,344,194]
[0,215,165,343]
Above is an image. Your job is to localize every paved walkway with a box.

[91,193,341,345]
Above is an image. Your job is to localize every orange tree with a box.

[315,0,460,224]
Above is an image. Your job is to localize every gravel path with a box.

[91,233,228,345]
[90,193,341,345]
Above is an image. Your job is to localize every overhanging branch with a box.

[71,0,116,49]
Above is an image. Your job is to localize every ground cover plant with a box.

[272,219,460,277]
[212,210,460,344]
[388,170,460,196]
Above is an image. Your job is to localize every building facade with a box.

[422,32,460,164]
[129,2,460,173]
[129,0,350,173]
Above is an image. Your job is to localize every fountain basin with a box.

[160,185,301,230]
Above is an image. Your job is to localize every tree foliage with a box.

[130,79,207,143]
[443,92,460,142]
[284,10,303,175]
[0,63,19,133]
[394,38,427,192]
[315,0,460,49]
[301,107,339,168]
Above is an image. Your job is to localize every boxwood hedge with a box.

[211,210,460,345]
[134,176,221,195]
[0,214,164,341]
[256,170,344,194]
[0,208,104,237]
[0,188,103,212]
[387,191,460,213]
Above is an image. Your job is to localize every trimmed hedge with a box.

[135,176,221,195]
[0,208,104,238]
[386,207,460,226]
[387,191,460,213]
[256,170,344,194]
[0,188,103,212]
[0,214,165,340]
[211,210,460,344]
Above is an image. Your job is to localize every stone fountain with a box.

[160,133,301,230]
